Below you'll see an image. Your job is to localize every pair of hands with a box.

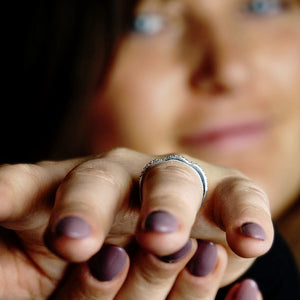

[0,148,272,299]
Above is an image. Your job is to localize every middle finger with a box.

[137,157,206,256]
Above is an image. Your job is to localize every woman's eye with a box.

[131,13,166,35]
[244,0,289,15]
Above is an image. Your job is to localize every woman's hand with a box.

[0,148,272,299]
[46,149,273,285]
[51,243,262,300]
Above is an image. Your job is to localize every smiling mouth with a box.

[181,121,269,152]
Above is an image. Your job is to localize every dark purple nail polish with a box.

[55,216,91,239]
[88,244,127,281]
[159,239,192,263]
[144,210,178,233]
[233,279,259,300]
[241,223,266,241]
[186,240,217,277]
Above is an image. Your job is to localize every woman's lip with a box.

[180,121,269,151]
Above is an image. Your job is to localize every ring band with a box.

[139,154,208,205]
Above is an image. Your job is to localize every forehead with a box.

[135,0,231,14]
[134,0,241,25]
[136,0,179,8]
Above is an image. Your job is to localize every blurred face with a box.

[87,0,300,216]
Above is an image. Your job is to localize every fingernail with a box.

[186,240,217,277]
[241,223,266,241]
[88,244,127,281]
[233,279,259,300]
[55,216,91,239]
[159,239,192,263]
[144,210,178,233]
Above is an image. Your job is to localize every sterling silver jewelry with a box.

[139,154,208,205]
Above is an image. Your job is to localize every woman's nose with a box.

[189,25,250,95]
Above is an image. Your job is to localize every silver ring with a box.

[139,154,208,205]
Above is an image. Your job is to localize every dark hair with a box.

[2,0,138,163]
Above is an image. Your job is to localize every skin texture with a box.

[87,0,300,218]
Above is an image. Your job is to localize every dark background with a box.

[3,1,75,163]
[2,0,134,163]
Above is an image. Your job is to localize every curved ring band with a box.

[139,154,208,205]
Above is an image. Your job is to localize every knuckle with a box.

[36,160,57,168]
[0,163,45,192]
[138,261,176,285]
[147,162,199,185]
[66,159,129,192]
[98,147,132,161]
[216,177,271,216]
[216,176,259,198]
[0,164,47,218]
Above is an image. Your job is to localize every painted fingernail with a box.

[186,240,217,277]
[144,210,178,233]
[159,239,192,263]
[241,223,266,241]
[55,216,91,239]
[233,279,259,300]
[88,244,127,281]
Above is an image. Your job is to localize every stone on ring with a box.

[139,154,208,206]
